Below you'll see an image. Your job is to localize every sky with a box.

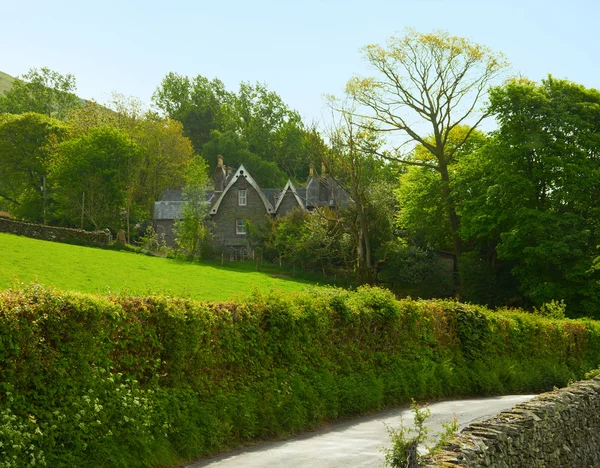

[3,0,600,128]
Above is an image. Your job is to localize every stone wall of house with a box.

[276,190,302,216]
[0,218,112,246]
[212,176,270,248]
[424,376,600,467]
[154,219,176,246]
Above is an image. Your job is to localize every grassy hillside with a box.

[0,70,14,95]
[0,232,317,300]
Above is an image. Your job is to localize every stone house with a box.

[153,155,349,254]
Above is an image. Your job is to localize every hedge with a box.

[1,284,600,467]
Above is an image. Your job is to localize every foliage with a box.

[345,29,508,258]
[51,126,142,232]
[152,73,321,182]
[378,242,454,298]
[265,207,352,276]
[396,126,488,252]
[458,77,600,317]
[0,112,67,222]
[173,156,210,259]
[325,97,388,283]
[0,67,81,120]
[65,99,194,238]
[383,400,430,468]
[201,129,287,187]
[533,300,566,320]
[137,225,167,254]
[1,284,599,466]
[382,399,459,467]
[457,251,499,306]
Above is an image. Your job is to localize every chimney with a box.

[309,162,314,178]
[321,161,326,175]
[227,166,232,176]
[214,155,225,191]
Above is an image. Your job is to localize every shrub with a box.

[1,284,599,466]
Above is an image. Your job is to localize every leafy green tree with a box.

[326,98,397,283]
[201,130,287,187]
[67,98,193,233]
[153,73,317,181]
[459,77,600,316]
[152,72,234,152]
[344,29,509,259]
[51,126,142,232]
[131,117,194,214]
[0,67,80,119]
[0,112,67,221]
[396,126,487,252]
[174,156,210,259]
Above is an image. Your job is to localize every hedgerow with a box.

[1,284,600,466]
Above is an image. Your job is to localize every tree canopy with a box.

[344,29,509,258]
[0,67,81,119]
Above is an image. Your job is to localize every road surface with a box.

[187,394,535,468]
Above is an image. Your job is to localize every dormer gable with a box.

[209,164,275,215]
[275,179,306,214]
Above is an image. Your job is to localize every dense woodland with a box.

[2,31,600,318]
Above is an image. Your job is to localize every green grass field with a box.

[0,233,319,301]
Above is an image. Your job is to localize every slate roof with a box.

[262,188,282,207]
[153,167,349,220]
[153,190,216,220]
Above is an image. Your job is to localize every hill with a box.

[0,232,317,300]
[0,70,14,95]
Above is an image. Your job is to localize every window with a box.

[238,189,247,206]
[236,218,246,235]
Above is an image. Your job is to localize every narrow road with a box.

[187,394,535,468]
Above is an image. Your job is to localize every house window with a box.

[236,218,246,235]
[238,189,247,206]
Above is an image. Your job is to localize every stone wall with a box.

[276,189,303,216]
[212,176,270,248]
[0,218,112,246]
[424,376,600,467]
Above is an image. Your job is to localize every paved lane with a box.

[187,394,535,468]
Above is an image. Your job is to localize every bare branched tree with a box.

[344,29,509,258]
[324,97,384,283]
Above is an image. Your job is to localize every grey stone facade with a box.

[152,156,348,251]
[211,169,273,248]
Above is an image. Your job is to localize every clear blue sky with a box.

[4,0,599,127]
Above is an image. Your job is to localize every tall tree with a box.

[396,126,487,251]
[325,98,391,283]
[0,67,80,119]
[51,126,142,232]
[67,98,194,223]
[174,156,210,258]
[345,29,508,258]
[152,72,234,152]
[153,73,317,182]
[458,77,600,316]
[0,112,67,221]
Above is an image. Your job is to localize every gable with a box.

[210,165,275,215]
[275,180,305,215]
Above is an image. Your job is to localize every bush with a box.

[379,243,454,298]
[1,284,600,466]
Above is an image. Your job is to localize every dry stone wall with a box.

[0,217,112,246]
[425,376,600,467]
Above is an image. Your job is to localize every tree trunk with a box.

[438,161,462,260]
[358,207,374,283]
